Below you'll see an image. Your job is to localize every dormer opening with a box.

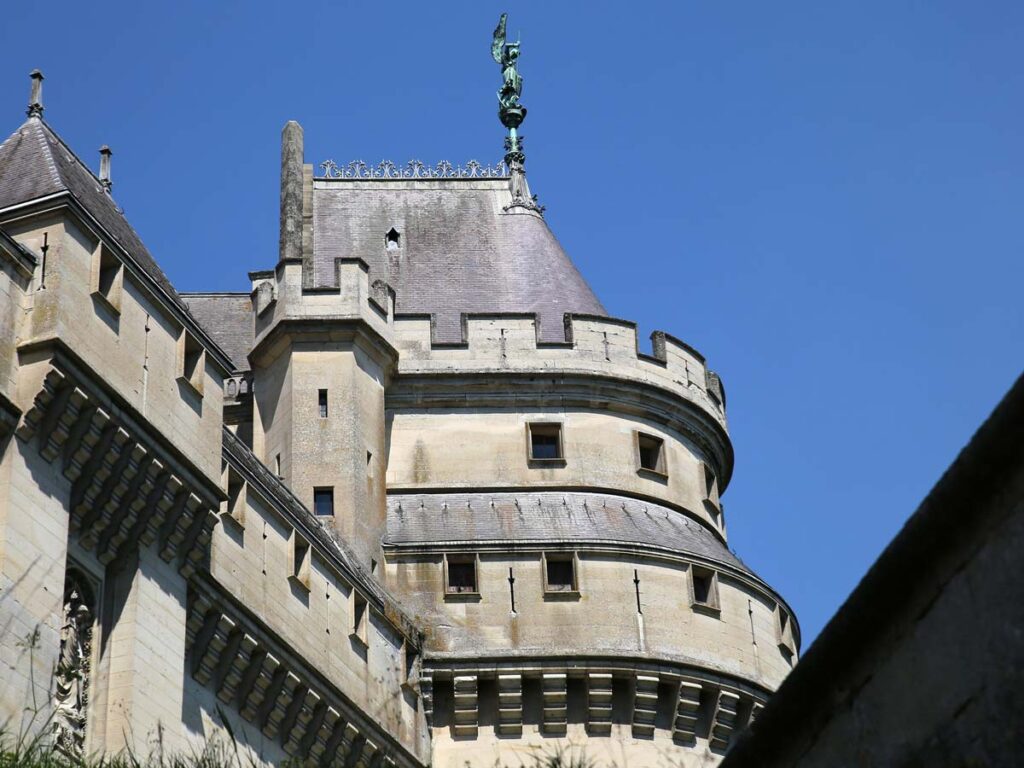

[385,227,401,250]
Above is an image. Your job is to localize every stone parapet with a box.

[393,312,725,426]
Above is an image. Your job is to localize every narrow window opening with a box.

[704,464,718,501]
[385,227,401,250]
[92,243,123,313]
[544,554,577,593]
[314,487,334,517]
[776,603,796,655]
[371,558,378,575]
[275,453,282,477]
[403,643,419,685]
[290,531,311,589]
[224,467,245,526]
[445,555,478,595]
[352,593,368,644]
[637,433,666,474]
[178,330,205,394]
[690,565,720,612]
[528,422,563,462]
[318,389,328,418]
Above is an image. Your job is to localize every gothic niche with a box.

[52,570,94,759]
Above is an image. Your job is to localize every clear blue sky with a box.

[2,2,1022,647]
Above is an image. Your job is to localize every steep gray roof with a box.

[0,117,234,371]
[384,490,755,577]
[312,179,606,342]
[182,293,253,372]
[0,117,186,311]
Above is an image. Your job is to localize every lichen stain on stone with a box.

[413,438,430,484]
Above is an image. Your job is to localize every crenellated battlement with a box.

[247,254,728,431]
[391,311,727,428]
[248,257,395,361]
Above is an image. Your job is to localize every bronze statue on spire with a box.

[492,13,525,124]
[492,13,543,214]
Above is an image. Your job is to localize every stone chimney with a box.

[27,70,44,118]
[279,121,304,266]
[98,146,112,192]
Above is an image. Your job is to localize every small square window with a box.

[637,432,666,475]
[445,555,478,596]
[314,487,334,516]
[690,565,720,613]
[544,553,578,594]
[318,389,328,418]
[178,329,205,395]
[528,422,563,462]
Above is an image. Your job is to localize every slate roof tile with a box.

[312,180,606,343]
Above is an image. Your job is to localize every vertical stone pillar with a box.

[100,549,187,753]
[279,121,304,266]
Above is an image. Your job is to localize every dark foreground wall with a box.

[722,372,1024,768]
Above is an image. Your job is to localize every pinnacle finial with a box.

[491,16,544,215]
[98,146,113,192]
[27,70,44,118]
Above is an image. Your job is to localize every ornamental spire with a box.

[491,14,543,214]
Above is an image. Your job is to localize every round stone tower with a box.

[237,23,799,763]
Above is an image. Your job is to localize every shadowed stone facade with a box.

[0,67,798,767]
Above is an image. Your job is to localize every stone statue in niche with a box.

[52,575,93,759]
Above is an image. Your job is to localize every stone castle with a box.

[0,44,798,767]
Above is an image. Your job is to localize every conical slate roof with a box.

[312,177,606,343]
[0,117,187,312]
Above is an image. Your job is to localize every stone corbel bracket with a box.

[186,586,418,768]
[423,664,766,755]
[15,363,219,575]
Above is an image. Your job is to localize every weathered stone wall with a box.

[388,549,793,691]
[387,408,724,534]
[0,432,71,736]
[12,216,225,480]
[721,375,1024,768]
[208,474,423,753]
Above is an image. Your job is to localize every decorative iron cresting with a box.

[318,159,509,180]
